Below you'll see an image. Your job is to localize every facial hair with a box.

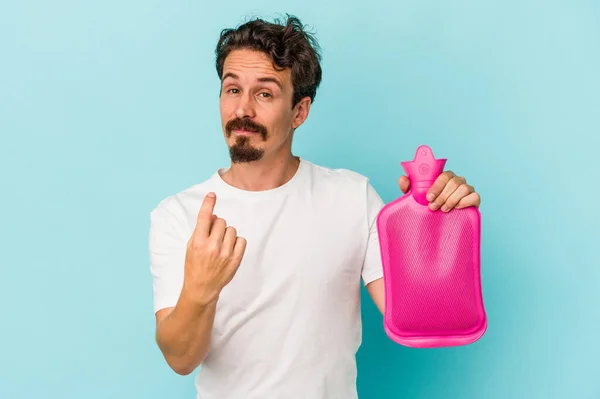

[225,117,268,163]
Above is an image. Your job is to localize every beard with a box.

[225,117,268,163]
[228,136,265,163]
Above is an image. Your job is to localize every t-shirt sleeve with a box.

[148,198,187,314]
[361,180,386,286]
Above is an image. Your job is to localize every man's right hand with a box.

[182,192,247,306]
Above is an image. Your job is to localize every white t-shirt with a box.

[149,157,385,399]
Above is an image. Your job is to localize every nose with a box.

[234,92,256,119]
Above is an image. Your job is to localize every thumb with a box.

[398,175,410,194]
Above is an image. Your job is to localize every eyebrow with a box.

[222,72,283,91]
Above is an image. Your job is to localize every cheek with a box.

[219,97,234,117]
[269,107,294,130]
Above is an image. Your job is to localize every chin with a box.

[229,148,265,163]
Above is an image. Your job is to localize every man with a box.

[149,15,481,398]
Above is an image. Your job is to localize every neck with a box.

[221,151,301,191]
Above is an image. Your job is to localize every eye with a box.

[258,92,272,98]
[227,88,240,94]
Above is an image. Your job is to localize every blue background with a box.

[1,1,599,398]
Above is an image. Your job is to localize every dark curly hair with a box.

[215,14,323,108]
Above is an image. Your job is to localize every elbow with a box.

[163,351,208,376]
[166,356,201,376]
[172,364,196,376]
[155,328,209,376]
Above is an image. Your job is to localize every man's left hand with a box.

[398,171,481,212]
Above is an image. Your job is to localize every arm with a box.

[362,181,386,316]
[155,294,218,375]
[151,192,247,375]
[366,277,385,315]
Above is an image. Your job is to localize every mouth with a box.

[232,129,260,136]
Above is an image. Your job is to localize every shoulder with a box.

[302,159,373,189]
[301,159,385,227]
[302,158,384,209]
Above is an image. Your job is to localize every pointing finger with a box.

[195,192,217,237]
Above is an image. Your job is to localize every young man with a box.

[149,15,481,398]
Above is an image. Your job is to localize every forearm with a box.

[366,278,385,315]
[155,291,218,375]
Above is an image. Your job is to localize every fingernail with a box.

[207,192,216,198]
[441,205,449,212]
[430,202,439,210]
[427,193,435,201]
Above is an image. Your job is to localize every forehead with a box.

[222,49,291,83]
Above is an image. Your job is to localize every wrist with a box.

[180,283,220,308]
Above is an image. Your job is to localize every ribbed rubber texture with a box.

[377,194,486,348]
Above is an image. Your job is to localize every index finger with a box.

[195,192,217,237]
[426,171,455,202]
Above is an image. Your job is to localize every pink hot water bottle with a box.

[376,145,487,348]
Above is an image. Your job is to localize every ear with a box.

[291,96,311,129]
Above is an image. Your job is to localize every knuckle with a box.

[219,250,231,261]
[190,237,203,249]
[206,241,219,254]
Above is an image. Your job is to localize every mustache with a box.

[226,118,267,138]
